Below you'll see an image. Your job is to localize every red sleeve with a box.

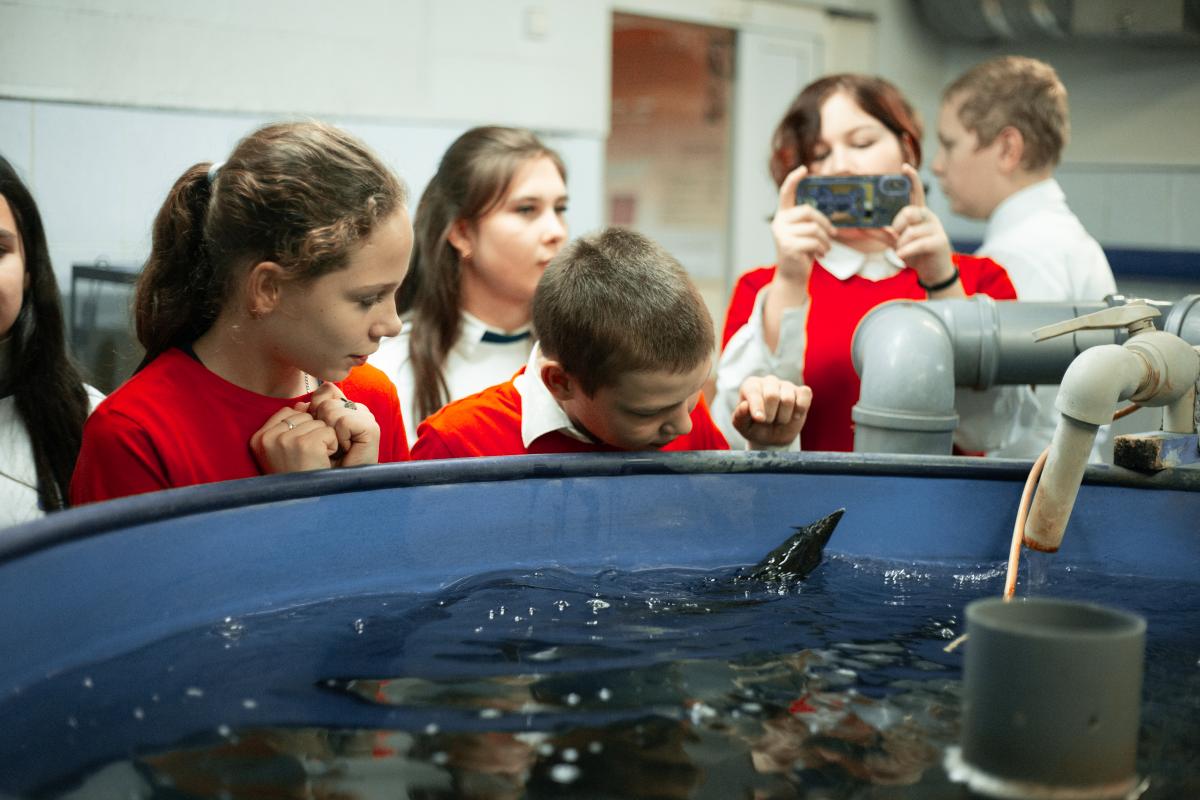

[70,409,171,505]
[409,423,460,461]
[720,267,777,350]
[694,394,730,450]
[339,364,409,462]
[953,253,1017,301]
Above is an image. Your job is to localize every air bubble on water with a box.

[598,687,612,701]
[585,619,598,627]
[513,615,523,622]
[554,599,570,612]
[528,607,536,616]
[242,699,257,710]
[185,687,204,698]
[499,606,506,616]
[133,707,145,720]
[586,598,610,613]
[488,609,495,620]
[538,742,555,756]
[479,708,502,719]
[431,751,449,766]
[217,724,232,738]
[565,693,581,706]
[550,764,581,784]
[151,693,160,703]
[218,617,244,641]
[424,722,439,735]
[474,626,484,633]
[351,618,365,634]
[82,677,93,689]
[562,747,579,762]
[66,716,78,728]
[588,741,603,754]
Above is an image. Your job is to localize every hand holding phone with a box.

[795,174,912,228]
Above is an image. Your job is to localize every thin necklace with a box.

[303,372,311,393]
[0,466,38,492]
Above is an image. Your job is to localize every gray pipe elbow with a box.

[851,300,958,454]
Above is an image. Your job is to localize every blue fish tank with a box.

[1,298,1198,798]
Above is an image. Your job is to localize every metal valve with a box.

[1032,302,1159,343]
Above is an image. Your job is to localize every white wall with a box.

[0,0,609,289]
[936,38,1200,252]
[2,0,1197,294]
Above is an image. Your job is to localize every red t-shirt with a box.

[71,348,409,504]
[410,374,728,459]
[719,255,1017,452]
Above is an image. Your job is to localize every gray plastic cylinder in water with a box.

[956,597,1146,799]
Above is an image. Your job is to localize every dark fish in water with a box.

[735,509,845,583]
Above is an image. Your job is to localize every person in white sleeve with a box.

[933,55,1118,460]
[0,155,103,526]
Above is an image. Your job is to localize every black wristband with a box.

[917,266,960,293]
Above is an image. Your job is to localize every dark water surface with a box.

[7,555,1199,799]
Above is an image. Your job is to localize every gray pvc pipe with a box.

[850,294,1200,454]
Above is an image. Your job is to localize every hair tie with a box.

[206,161,224,185]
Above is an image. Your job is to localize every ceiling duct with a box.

[915,0,1200,44]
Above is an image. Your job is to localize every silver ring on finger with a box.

[342,399,358,410]
[284,419,297,430]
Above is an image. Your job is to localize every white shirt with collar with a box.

[977,178,1118,461]
[0,384,104,528]
[714,241,1020,453]
[370,310,534,443]
[513,344,596,448]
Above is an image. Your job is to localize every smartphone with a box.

[795,174,912,228]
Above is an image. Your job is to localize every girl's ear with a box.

[540,360,575,402]
[446,219,475,261]
[245,261,288,318]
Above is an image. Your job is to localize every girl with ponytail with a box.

[71,121,413,503]
[370,126,568,442]
[0,156,101,525]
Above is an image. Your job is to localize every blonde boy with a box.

[933,55,1116,459]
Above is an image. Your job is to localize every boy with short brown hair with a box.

[411,227,809,458]
[933,55,1116,459]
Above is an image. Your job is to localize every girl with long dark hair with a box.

[0,155,99,524]
[370,126,568,442]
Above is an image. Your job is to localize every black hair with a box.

[0,155,90,512]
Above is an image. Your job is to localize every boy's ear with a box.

[246,261,288,318]
[540,360,576,402]
[994,126,1026,174]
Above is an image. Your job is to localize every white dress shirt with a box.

[0,385,104,527]
[714,241,1021,452]
[370,310,534,443]
[513,344,596,448]
[977,178,1118,461]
